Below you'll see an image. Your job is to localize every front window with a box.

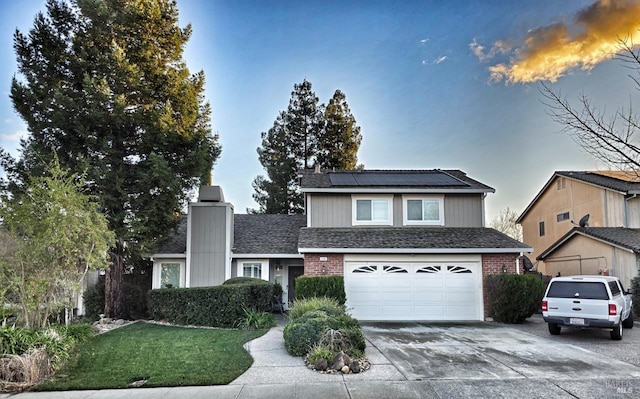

[352,196,393,225]
[160,262,182,288]
[242,262,262,279]
[403,196,444,225]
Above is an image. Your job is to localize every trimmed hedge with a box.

[295,275,346,305]
[486,273,544,324]
[147,279,272,327]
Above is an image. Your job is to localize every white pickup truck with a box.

[542,275,634,340]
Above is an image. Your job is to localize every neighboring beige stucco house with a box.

[517,171,640,287]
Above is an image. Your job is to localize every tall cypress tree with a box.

[5,0,221,318]
[317,89,362,170]
[252,81,363,214]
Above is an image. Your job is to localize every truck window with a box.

[609,281,621,296]
[546,282,609,300]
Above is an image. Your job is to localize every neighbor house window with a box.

[539,221,545,237]
[557,177,566,190]
[352,196,393,225]
[557,212,570,222]
[403,195,444,225]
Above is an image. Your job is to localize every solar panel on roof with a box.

[328,171,468,186]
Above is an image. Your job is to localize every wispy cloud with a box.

[2,130,27,142]
[434,56,447,64]
[419,38,429,44]
[473,0,640,84]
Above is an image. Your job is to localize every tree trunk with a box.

[104,243,126,319]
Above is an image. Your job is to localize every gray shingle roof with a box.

[556,171,640,193]
[539,227,640,260]
[154,216,188,254]
[299,169,494,192]
[298,227,531,252]
[233,214,307,254]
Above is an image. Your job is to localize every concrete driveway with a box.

[361,317,640,398]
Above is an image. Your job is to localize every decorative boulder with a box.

[314,359,328,371]
[330,352,351,371]
[350,360,361,373]
[341,365,350,374]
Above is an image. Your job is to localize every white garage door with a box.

[345,260,483,321]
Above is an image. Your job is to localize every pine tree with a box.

[317,89,362,170]
[5,0,221,318]
[252,80,362,213]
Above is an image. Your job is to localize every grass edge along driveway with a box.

[35,321,267,391]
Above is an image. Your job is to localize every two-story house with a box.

[517,171,640,286]
[151,168,531,321]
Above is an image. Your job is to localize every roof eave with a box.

[298,247,531,254]
[232,253,303,259]
[300,188,495,194]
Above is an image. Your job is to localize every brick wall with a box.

[303,254,344,276]
[481,253,520,318]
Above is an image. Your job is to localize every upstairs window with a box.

[557,177,566,190]
[557,212,570,222]
[403,196,444,225]
[539,221,545,237]
[352,196,393,225]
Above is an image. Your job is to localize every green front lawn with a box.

[35,322,266,391]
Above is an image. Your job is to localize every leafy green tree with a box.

[252,81,362,213]
[0,157,114,328]
[4,0,221,318]
[317,89,362,170]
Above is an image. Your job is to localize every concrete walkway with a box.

[3,317,640,398]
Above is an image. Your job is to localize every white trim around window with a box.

[351,195,393,226]
[152,260,186,289]
[239,259,270,282]
[403,195,444,226]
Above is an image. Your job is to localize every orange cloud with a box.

[481,0,640,84]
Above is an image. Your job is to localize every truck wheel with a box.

[622,310,634,329]
[610,323,623,340]
[548,323,561,335]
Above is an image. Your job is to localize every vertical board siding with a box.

[309,194,351,227]
[444,195,483,227]
[627,197,640,228]
[190,205,228,286]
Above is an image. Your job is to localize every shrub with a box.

[307,344,333,364]
[82,281,105,321]
[283,309,364,357]
[147,280,272,327]
[486,273,545,324]
[287,297,344,321]
[295,276,346,305]
[223,277,267,286]
[632,277,640,318]
[236,308,276,330]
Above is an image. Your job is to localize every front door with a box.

[287,266,304,304]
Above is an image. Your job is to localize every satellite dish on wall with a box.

[578,214,590,227]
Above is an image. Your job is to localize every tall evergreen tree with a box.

[4,0,221,318]
[317,89,362,170]
[252,79,323,214]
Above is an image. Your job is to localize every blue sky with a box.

[1,0,639,222]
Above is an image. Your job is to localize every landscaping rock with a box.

[330,351,352,371]
[314,359,328,371]
[350,360,361,373]
[341,365,350,374]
